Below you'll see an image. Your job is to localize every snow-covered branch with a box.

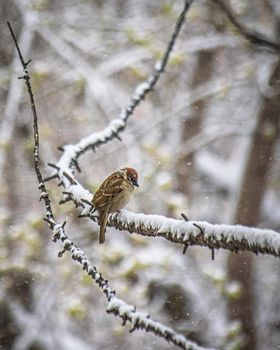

[107,297,213,350]
[46,166,280,259]
[52,223,213,350]
[48,0,193,175]
[44,159,280,257]
[106,210,280,258]
[8,3,215,349]
[44,153,280,259]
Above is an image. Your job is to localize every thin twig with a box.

[7,21,54,226]
[211,0,280,52]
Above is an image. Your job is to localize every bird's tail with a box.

[99,211,108,244]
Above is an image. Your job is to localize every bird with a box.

[91,167,139,244]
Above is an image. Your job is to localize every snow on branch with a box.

[106,210,280,258]
[46,161,280,259]
[107,297,214,350]
[53,224,213,350]
[8,3,215,349]
[50,0,193,175]
[34,0,280,261]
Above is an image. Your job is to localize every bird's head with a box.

[120,167,139,187]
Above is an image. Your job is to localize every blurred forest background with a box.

[1,0,280,349]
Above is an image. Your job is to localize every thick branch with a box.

[47,159,280,259]
[104,211,280,258]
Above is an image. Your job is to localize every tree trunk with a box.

[176,50,215,199]
[228,60,280,350]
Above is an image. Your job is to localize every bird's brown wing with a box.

[92,172,123,211]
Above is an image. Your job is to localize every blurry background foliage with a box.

[0,0,280,349]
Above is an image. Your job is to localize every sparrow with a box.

[92,167,139,244]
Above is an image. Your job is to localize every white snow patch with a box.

[154,60,163,71]
[134,82,150,97]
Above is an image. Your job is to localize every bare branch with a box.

[211,0,280,52]
[7,21,54,226]
[0,18,35,178]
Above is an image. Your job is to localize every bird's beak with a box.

[132,179,139,187]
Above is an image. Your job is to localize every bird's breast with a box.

[109,183,134,212]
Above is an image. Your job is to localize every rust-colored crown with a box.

[122,167,139,187]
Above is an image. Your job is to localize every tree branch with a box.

[105,210,280,258]
[7,2,215,349]
[52,0,193,174]
[48,156,280,259]
[211,0,280,52]
[52,223,213,350]
[7,21,54,226]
